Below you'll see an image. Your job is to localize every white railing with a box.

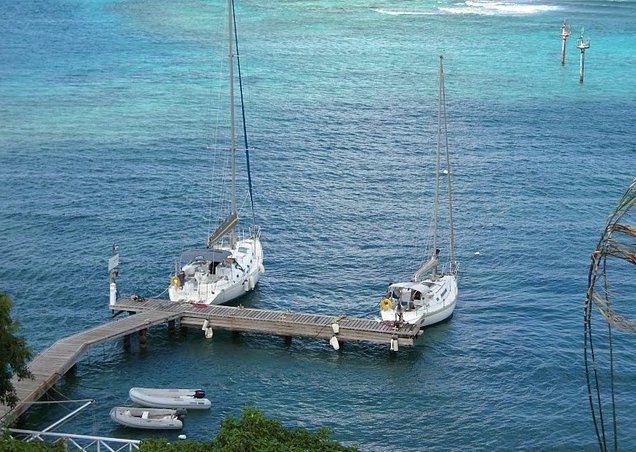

[441,260,460,276]
[8,428,140,451]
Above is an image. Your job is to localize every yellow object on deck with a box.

[380,298,394,311]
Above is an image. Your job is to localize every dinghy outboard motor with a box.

[175,408,187,418]
[193,389,206,399]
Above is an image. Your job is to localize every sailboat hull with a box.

[168,235,264,305]
[380,275,457,327]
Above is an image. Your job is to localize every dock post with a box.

[168,319,176,334]
[576,28,591,83]
[139,328,148,347]
[560,18,572,65]
[123,334,131,350]
[108,245,119,308]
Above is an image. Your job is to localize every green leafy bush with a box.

[0,432,65,451]
[140,406,358,452]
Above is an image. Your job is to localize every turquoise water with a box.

[1,0,635,449]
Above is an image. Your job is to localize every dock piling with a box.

[138,328,147,346]
[108,245,119,308]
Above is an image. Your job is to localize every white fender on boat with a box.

[331,323,340,334]
[390,338,399,352]
[205,327,214,339]
[329,336,340,351]
[202,319,209,331]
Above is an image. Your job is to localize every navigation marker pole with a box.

[576,28,591,83]
[560,18,572,65]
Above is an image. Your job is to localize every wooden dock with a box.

[0,309,183,425]
[113,297,422,346]
[1,297,421,426]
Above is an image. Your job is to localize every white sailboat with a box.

[380,56,458,327]
[168,0,264,305]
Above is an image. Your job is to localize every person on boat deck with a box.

[408,291,416,310]
[396,301,404,324]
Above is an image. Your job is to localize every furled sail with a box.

[208,212,239,246]
[412,250,440,282]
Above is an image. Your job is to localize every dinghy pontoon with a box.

[129,387,212,410]
[110,406,185,430]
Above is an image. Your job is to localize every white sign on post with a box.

[108,254,120,272]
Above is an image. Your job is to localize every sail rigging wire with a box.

[440,56,455,267]
[433,57,442,267]
[584,178,636,452]
[232,0,256,225]
[204,13,227,246]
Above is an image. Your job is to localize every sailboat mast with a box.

[440,56,455,265]
[228,0,237,246]
[432,57,442,272]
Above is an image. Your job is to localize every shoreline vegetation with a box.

[2,406,358,451]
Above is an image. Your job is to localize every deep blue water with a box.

[1,0,635,450]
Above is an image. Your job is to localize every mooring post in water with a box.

[168,319,176,334]
[139,328,148,346]
[108,244,119,308]
[560,17,572,65]
[576,28,591,83]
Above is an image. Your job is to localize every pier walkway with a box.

[113,297,422,347]
[0,309,183,425]
[1,297,421,426]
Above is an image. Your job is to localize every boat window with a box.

[238,247,249,253]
